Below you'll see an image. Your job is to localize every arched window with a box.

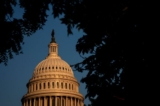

[61,82,63,88]
[65,83,67,89]
[72,84,73,90]
[51,46,56,52]
[40,83,41,89]
[32,84,34,91]
[57,82,59,88]
[36,83,38,90]
[52,82,54,88]
[69,84,71,89]
[52,46,56,52]
[48,82,50,88]
[44,83,46,89]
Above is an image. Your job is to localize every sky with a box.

[0,5,90,106]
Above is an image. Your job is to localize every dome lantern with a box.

[47,29,58,58]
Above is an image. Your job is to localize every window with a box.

[48,82,50,88]
[53,46,56,52]
[32,84,34,91]
[36,84,38,90]
[40,83,41,89]
[51,46,56,52]
[44,83,45,89]
[69,84,71,89]
[61,82,63,88]
[52,82,54,88]
[57,82,59,88]
[65,83,67,89]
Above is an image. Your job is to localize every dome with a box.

[33,53,74,78]
[21,30,84,106]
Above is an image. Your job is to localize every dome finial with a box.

[51,29,56,43]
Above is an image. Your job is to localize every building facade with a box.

[21,32,84,106]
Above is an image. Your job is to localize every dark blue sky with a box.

[0,5,89,106]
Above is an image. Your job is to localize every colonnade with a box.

[28,81,78,93]
[23,96,83,106]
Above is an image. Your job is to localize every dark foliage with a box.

[1,0,158,105]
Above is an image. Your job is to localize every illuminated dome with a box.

[21,30,84,106]
[33,57,74,77]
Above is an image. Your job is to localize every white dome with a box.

[33,55,74,77]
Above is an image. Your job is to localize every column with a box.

[27,99,28,106]
[81,100,83,106]
[41,98,43,106]
[44,97,47,106]
[34,98,36,106]
[50,96,52,106]
[65,97,67,106]
[79,100,81,106]
[39,97,41,106]
[77,99,79,106]
[74,98,76,106]
[61,96,62,106]
[71,97,72,106]
[29,99,31,106]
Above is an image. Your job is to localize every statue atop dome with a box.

[51,29,54,37]
[51,29,56,43]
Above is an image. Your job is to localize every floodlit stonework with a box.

[21,32,84,106]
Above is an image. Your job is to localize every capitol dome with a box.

[21,30,84,106]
